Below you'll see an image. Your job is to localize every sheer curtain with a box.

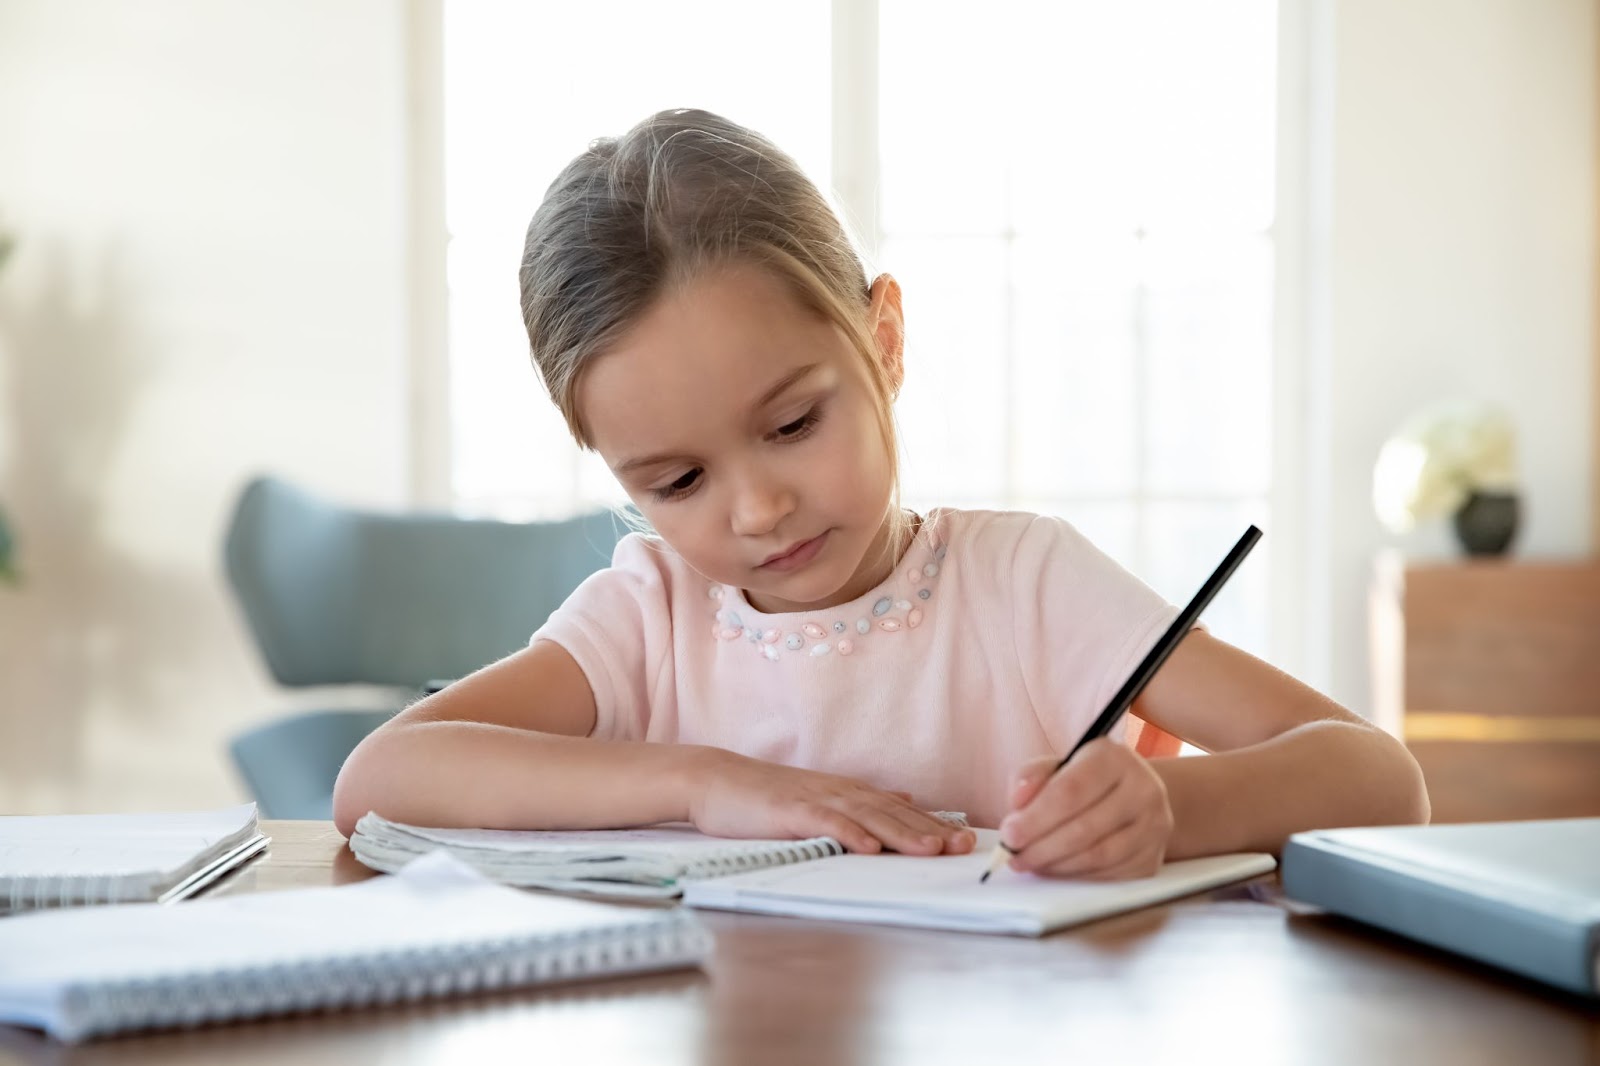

[879,1,1277,654]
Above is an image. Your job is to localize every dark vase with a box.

[1452,489,1518,556]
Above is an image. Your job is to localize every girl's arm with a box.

[331,639,693,837]
[1139,631,1430,858]
[999,630,1429,878]
[331,640,971,856]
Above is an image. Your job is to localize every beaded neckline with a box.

[706,519,948,661]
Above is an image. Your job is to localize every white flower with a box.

[1372,400,1517,534]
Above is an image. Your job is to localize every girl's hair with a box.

[518,108,909,552]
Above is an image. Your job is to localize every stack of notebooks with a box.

[350,812,1278,936]
[0,803,268,912]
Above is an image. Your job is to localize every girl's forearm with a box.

[332,721,716,838]
[1152,720,1430,859]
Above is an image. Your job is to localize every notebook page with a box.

[683,829,1276,936]
[0,804,258,879]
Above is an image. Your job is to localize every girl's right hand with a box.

[686,748,974,856]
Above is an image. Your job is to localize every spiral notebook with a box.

[0,851,711,1043]
[0,803,268,913]
[349,810,967,899]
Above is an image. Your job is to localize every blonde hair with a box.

[518,108,910,551]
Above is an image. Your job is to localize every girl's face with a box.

[578,263,905,614]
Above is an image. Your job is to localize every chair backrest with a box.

[223,476,626,689]
[229,709,397,820]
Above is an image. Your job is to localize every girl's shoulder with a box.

[557,528,698,615]
[931,506,1131,595]
[600,529,697,589]
[931,506,1096,562]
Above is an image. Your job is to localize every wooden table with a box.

[1,821,1595,1066]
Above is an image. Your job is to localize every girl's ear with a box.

[868,273,906,396]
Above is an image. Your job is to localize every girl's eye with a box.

[773,407,822,442]
[652,468,701,502]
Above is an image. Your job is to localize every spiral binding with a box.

[674,815,965,882]
[5,872,140,914]
[679,838,846,881]
[57,911,712,1042]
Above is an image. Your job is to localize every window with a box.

[442,1,832,517]
[442,1,1279,657]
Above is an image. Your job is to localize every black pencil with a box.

[978,524,1263,883]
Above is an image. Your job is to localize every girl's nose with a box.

[729,474,796,538]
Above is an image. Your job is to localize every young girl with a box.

[333,109,1428,880]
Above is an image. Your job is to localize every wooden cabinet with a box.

[1370,554,1600,823]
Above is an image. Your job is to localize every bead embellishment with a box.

[705,526,947,662]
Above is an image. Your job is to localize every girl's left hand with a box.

[999,738,1174,880]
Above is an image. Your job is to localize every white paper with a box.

[0,804,258,879]
[683,828,1276,935]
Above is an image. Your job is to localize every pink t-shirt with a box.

[533,508,1180,828]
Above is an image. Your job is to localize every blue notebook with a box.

[1281,818,1600,997]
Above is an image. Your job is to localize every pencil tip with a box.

[978,870,991,884]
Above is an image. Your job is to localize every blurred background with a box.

[0,0,1593,819]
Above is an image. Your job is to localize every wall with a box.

[1318,0,1597,714]
[0,1,413,812]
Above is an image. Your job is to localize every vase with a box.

[1452,490,1518,556]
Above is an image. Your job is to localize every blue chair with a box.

[223,476,624,819]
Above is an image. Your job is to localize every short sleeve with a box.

[1007,515,1180,751]
[529,533,674,742]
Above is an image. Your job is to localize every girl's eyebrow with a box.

[752,363,820,409]
[613,363,821,476]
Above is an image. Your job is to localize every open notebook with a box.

[0,851,711,1043]
[350,810,968,899]
[352,816,1273,934]
[682,828,1277,936]
[0,803,268,913]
